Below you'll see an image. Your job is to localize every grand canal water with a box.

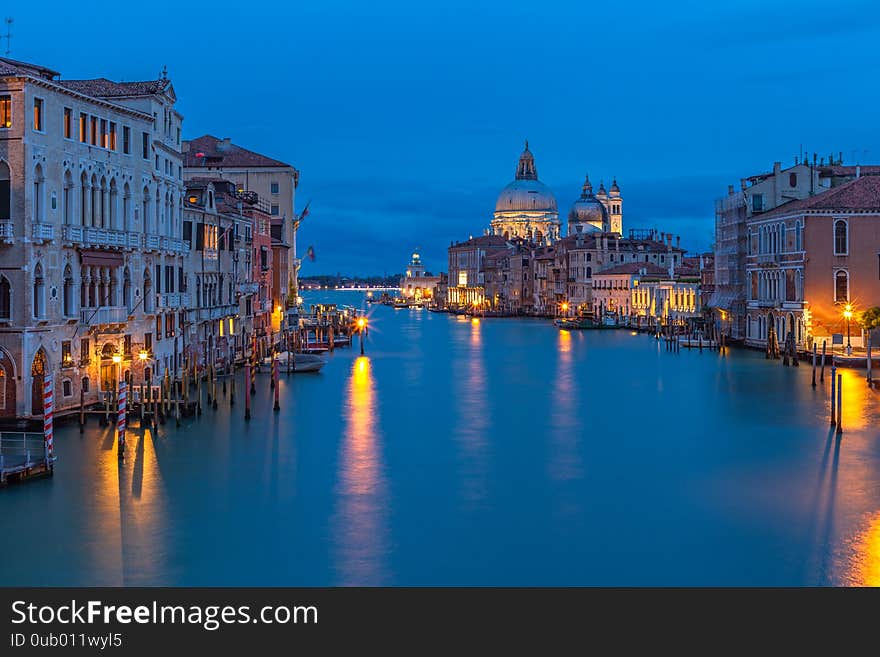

[2,290,879,586]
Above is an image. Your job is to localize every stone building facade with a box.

[0,56,186,421]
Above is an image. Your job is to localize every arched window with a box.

[143,269,154,313]
[33,263,45,318]
[142,186,150,232]
[0,276,9,320]
[62,265,74,317]
[834,219,848,255]
[0,160,9,225]
[795,220,802,251]
[834,270,849,303]
[33,164,45,222]
[81,376,90,393]
[586,266,592,278]
[80,172,89,225]
[109,178,118,229]
[62,170,73,225]
[789,172,797,187]
[123,267,131,312]
[90,174,99,226]
[0,364,6,409]
[123,183,131,231]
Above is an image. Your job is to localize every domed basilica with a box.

[489,142,622,243]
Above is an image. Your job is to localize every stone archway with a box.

[31,348,48,416]
[0,348,16,418]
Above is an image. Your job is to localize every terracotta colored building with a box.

[744,173,880,349]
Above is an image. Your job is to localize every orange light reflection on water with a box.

[335,356,388,585]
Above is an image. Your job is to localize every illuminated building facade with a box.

[744,172,880,350]
[398,250,441,301]
[0,56,186,419]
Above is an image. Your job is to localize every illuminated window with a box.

[100,119,108,148]
[33,97,44,131]
[0,95,10,128]
[63,107,72,139]
[79,113,87,142]
[0,365,5,409]
[834,270,848,303]
[109,122,117,150]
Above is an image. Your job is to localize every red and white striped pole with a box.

[117,380,127,459]
[43,377,54,464]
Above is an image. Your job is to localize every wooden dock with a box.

[0,431,55,486]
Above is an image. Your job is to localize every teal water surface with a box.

[2,290,879,586]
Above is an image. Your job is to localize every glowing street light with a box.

[844,303,853,355]
[357,317,367,355]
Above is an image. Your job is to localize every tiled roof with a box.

[58,77,170,98]
[184,135,293,169]
[757,174,880,219]
[819,165,880,177]
[0,56,59,80]
[450,235,509,248]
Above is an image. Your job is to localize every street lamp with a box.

[357,317,367,355]
[844,303,853,356]
[561,301,569,317]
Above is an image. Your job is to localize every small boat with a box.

[554,317,614,330]
[262,351,327,372]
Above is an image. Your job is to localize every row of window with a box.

[0,94,162,166]
[748,219,849,256]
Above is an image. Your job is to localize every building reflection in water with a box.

[451,317,489,507]
[549,330,582,483]
[91,425,168,585]
[333,356,389,585]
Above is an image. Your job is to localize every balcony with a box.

[756,253,781,265]
[80,306,128,326]
[62,225,140,250]
[143,234,161,252]
[0,221,13,243]
[197,304,237,321]
[31,222,54,243]
[237,281,259,295]
[157,292,191,309]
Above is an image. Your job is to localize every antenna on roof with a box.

[160,65,167,80]
[2,18,12,56]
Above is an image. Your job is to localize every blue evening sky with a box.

[12,0,880,275]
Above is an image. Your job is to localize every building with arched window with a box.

[744,173,880,351]
[0,55,187,419]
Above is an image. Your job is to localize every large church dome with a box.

[495,178,558,213]
[490,141,561,243]
[494,141,557,213]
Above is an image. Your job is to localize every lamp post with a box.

[357,317,367,355]
[844,303,853,356]
[560,301,569,318]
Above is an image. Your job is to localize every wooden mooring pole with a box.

[273,356,280,412]
[79,388,85,433]
[820,341,827,383]
[811,342,817,388]
[244,363,251,421]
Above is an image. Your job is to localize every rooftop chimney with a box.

[676,235,681,248]
[728,184,734,195]
[773,161,781,174]
[856,165,861,179]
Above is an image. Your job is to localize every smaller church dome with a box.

[609,178,620,195]
[568,174,607,229]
